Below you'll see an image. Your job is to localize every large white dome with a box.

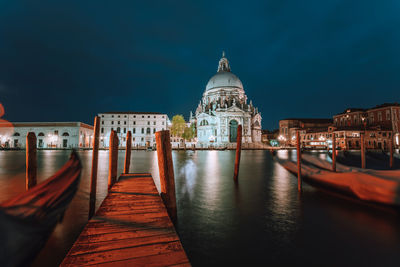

[205,71,243,91]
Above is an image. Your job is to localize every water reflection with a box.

[0,150,400,266]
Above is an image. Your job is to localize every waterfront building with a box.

[0,122,93,149]
[194,52,262,147]
[98,112,168,148]
[333,103,400,148]
[278,118,333,146]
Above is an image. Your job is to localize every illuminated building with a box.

[0,122,93,149]
[193,52,262,147]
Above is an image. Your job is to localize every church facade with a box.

[193,52,262,147]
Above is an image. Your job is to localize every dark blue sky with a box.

[1,0,399,129]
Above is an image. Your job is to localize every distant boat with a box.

[276,154,400,206]
[0,152,82,267]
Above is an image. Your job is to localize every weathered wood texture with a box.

[155,130,177,223]
[390,134,393,168]
[89,116,100,219]
[332,133,336,172]
[233,125,242,183]
[361,133,366,169]
[61,173,190,267]
[26,132,37,190]
[296,130,302,192]
[108,131,119,190]
[124,131,132,174]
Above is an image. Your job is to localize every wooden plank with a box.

[61,174,190,267]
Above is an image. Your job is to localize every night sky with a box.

[0,0,399,130]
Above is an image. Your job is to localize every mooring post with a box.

[390,132,393,168]
[332,133,336,172]
[89,116,100,219]
[233,125,243,183]
[124,131,132,174]
[361,132,365,169]
[296,130,302,192]
[26,132,37,190]
[155,130,177,222]
[108,130,119,190]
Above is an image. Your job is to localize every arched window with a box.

[62,132,69,136]
[13,132,20,136]
[254,121,260,127]
[146,128,151,134]
[38,132,45,136]
[200,120,209,126]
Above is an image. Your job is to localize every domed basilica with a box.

[192,52,262,147]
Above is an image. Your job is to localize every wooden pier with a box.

[60,173,190,266]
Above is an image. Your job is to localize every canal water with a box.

[0,150,400,266]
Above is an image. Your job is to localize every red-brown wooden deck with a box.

[61,173,191,266]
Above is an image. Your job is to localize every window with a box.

[118,121,120,125]
[111,121,114,125]
[142,116,144,118]
[134,115,136,118]
[153,128,156,134]
[54,130,58,135]
[386,110,390,120]
[133,128,136,134]
[133,121,136,125]
[102,121,104,125]
[101,128,104,133]
[112,115,114,118]
[123,128,126,133]
[13,132,20,136]
[148,116,150,118]
[146,128,151,134]
[154,116,156,118]
[117,127,121,133]
[200,120,209,126]
[141,137,144,141]
[133,137,135,141]
[124,121,127,125]
[38,132,44,137]
[124,115,127,118]
[162,122,164,125]
[118,115,120,118]
[101,115,104,117]
[62,132,69,136]
[153,121,156,125]
[378,112,382,121]
[141,128,144,134]
[147,121,150,125]
[111,127,114,131]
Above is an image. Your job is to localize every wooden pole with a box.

[108,130,119,190]
[296,130,302,192]
[332,133,336,172]
[155,130,177,222]
[361,132,365,169]
[26,132,37,190]
[390,132,393,168]
[89,116,100,219]
[233,125,243,183]
[124,131,132,174]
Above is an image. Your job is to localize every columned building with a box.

[194,52,262,147]
[98,112,168,148]
[0,122,93,149]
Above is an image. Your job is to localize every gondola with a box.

[0,152,82,267]
[275,154,400,207]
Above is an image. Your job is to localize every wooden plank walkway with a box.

[61,173,191,266]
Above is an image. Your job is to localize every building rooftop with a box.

[0,122,93,129]
[281,118,333,123]
[100,111,166,115]
[335,108,367,115]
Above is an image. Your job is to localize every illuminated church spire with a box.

[218,51,231,72]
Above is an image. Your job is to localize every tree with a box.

[182,126,194,140]
[170,115,186,137]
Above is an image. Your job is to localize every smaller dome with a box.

[205,72,243,91]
